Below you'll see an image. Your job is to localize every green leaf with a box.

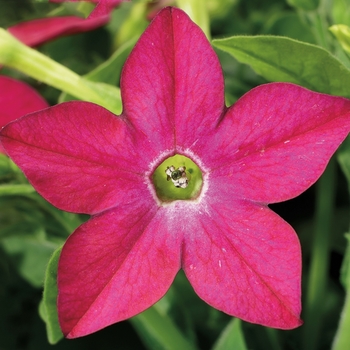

[0,154,21,180]
[85,38,136,85]
[212,318,247,350]
[263,13,316,44]
[212,35,350,97]
[130,303,198,350]
[206,0,238,19]
[332,0,350,27]
[0,153,10,169]
[114,1,148,48]
[1,229,60,287]
[330,24,350,54]
[286,0,319,11]
[40,246,64,344]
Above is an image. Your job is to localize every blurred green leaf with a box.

[212,318,247,350]
[263,13,316,44]
[115,1,148,47]
[0,154,10,170]
[332,0,350,27]
[206,0,237,19]
[39,245,64,344]
[130,303,198,350]
[330,24,350,54]
[155,276,197,344]
[85,37,136,85]
[0,155,21,181]
[212,35,350,97]
[286,0,319,11]
[171,270,229,342]
[1,229,60,287]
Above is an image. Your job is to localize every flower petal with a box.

[200,83,350,203]
[182,196,302,329]
[0,101,147,214]
[88,0,125,18]
[8,0,124,47]
[50,0,124,18]
[58,204,182,338]
[8,16,109,47]
[0,76,48,154]
[121,7,225,159]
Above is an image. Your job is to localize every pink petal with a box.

[49,0,100,3]
[121,7,225,160]
[88,0,125,18]
[49,0,125,19]
[0,101,147,214]
[182,195,302,329]
[0,76,48,154]
[50,0,99,2]
[58,205,182,338]
[198,83,350,203]
[8,16,109,47]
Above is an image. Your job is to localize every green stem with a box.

[0,29,121,114]
[298,0,332,50]
[130,304,197,350]
[332,235,350,350]
[264,328,282,350]
[0,184,35,196]
[302,158,336,350]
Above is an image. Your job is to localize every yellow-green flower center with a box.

[152,154,203,202]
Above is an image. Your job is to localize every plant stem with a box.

[130,304,197,350]
[332,235,350,350]
[264,328,282,350]
[302,158,336,350]
[0,29,121,114]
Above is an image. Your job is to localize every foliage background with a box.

[1,0,350,349]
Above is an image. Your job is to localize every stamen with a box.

[151,154,202,201]
[165,165,189,188]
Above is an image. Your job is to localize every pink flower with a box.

[2,7,350,338]
[8,0,126,47]
[0,76,48,154]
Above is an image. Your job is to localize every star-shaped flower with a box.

[0,76,48,154]
[1,7,350,338]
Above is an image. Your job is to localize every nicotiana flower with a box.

[7,0,126,47]
[0,76,48,154]
[1,7,350,338]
